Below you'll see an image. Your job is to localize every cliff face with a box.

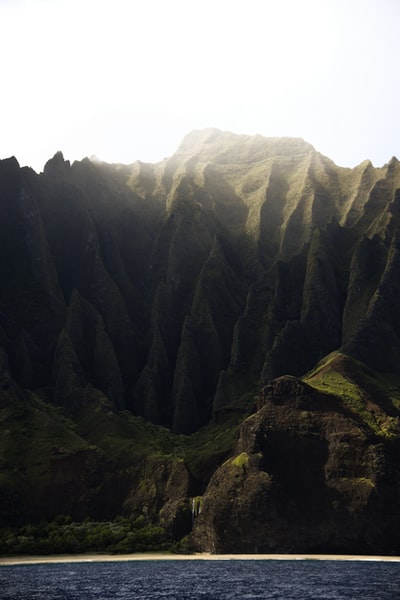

[2,130,400,433]
[192,363,400,554]
[1,129,400,553]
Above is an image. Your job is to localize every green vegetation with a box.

[0,516,172,556]
[0,383,255,555]
[305,362,377,430]
[182,393,255,481]
[232,452,249,468]
[5,350,400,557]
[77,397,186,464]
[304,352,400,438]
[0,389,90,484]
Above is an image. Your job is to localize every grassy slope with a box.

[3,351,400,554]
[0,391,89,496]
[303,351,400,438]
[0,382,253,554]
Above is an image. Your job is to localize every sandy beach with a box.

[1,553,400,566]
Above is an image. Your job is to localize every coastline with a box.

[1,552,400,566]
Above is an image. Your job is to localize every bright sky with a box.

[1,0,399,172]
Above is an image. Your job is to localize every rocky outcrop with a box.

[191,374,400,554]
[124,456,192,539]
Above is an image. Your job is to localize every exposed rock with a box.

[52,328,85,409]
[2,130,400,428]
[192,375,400,554]
[1,130,400,553]
[124,456,192,538]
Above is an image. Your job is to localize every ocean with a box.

[0,558,399,599]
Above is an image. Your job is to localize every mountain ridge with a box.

[2,130,400,429]
[1,129,400,554]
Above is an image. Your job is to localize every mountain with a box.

[1,129,400,555]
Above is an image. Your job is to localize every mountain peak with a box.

[0,155,20,175]
[175,128,315,164]
[43,151,71,176]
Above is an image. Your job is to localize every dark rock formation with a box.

[1,129,400,553]
[2,131,400,432]
[192,373,400,554]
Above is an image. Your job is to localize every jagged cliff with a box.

[1,129,400,554]
[192,358,400,554]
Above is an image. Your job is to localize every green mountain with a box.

[1,129,400,555]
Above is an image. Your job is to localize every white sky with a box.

[1,0,399,172]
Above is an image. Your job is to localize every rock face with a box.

[1,131,400,433]
[191,370,400,554]
[1,129,400,553]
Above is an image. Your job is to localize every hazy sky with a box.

[1,0,399,171]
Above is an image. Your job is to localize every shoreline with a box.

[1,552,400,566]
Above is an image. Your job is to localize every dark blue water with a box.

[0,559,399,599]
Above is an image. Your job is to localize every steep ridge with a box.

[1,130,400,431]
[1,129,400,553]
